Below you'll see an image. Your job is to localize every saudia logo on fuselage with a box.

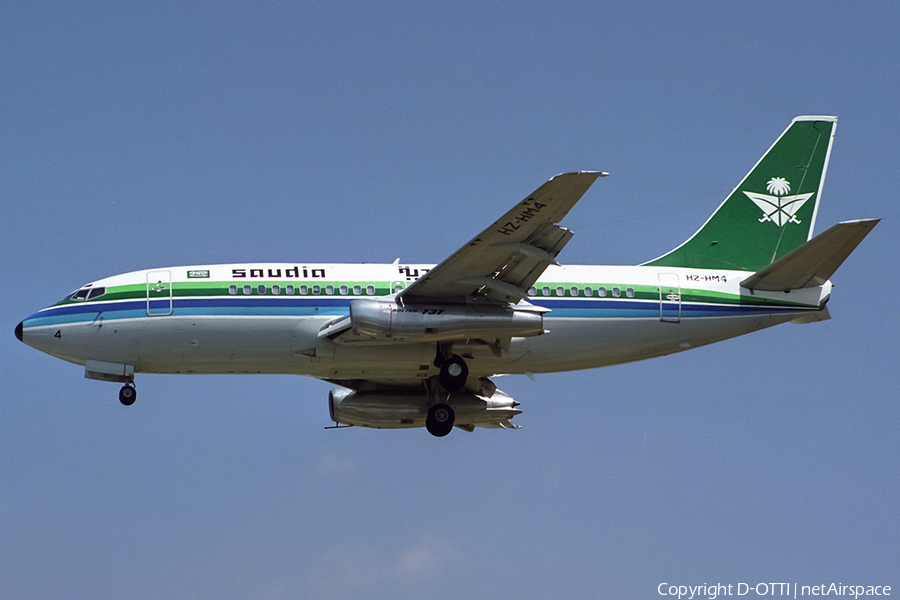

[743,177,814,227]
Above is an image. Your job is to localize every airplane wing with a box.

[399,171,606,304]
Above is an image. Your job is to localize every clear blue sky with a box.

[3,2,898,598]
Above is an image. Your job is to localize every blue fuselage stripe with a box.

[22,296,812,329]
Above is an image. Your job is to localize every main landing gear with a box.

[425,347,469,437]
[438,354,468,392]
[118,383,136,406]
[435,345,468,393]
[426,403,455,437]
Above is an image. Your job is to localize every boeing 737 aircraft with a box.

[16,116,878,436]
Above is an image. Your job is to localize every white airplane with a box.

[16,116,878,436]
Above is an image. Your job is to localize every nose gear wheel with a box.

[119,384,136,406]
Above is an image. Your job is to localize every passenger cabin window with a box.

[556,286,565,296]
[300,285,308,295]
[339,285,348,295]
[353,285,362,295]
[366,285,375,295]
[612,287,621,297]
[528,287,537,296]
[626,287,635,298]
[326,285,335,295]
[312,285,321,295]
[229,285,238,295]
[542,286,551,296]
[272,284,281,295]
[598,287,607,297]
[570,286,579,297]
[286,285,295,295]
[258,285,266,295]
[243,285,252,295]
[585,287,593,297]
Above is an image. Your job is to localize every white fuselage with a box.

[19,262,830,387]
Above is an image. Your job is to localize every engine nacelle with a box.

[348,299,543,342]
[328,387,522,430]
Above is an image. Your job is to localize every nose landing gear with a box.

[119,384,136,406]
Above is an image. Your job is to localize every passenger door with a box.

[147,270,173,316]
[658,273,681,323]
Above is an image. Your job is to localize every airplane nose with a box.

[15,321,23,342]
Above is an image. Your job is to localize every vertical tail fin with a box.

[644,116,837,272]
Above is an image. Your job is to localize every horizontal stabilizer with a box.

[741,219,879,291]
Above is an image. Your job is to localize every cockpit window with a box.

[63,285,105,302]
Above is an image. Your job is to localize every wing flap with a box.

[741,219,879,291]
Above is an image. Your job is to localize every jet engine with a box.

[348,299,543,343]
[328,387,522,432]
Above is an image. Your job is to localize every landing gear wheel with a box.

[438,355,468,391]
[426,403,455,437]
[119,384,136,406]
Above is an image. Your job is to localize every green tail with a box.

[644,116,837,272]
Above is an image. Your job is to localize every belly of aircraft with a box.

[26,310,801,384]
[515,312,798,373]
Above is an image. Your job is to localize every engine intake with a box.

[329,388,521,430]
[349,299,543,342]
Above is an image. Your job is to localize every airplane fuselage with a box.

[18,261,829,386]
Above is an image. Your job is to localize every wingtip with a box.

[552,170,609,179]
[834,218,881,232]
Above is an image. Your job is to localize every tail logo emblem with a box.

[743,177,814,227]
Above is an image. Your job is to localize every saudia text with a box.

[232,267,326,279]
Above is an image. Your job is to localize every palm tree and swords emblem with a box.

[743,177,814,226]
